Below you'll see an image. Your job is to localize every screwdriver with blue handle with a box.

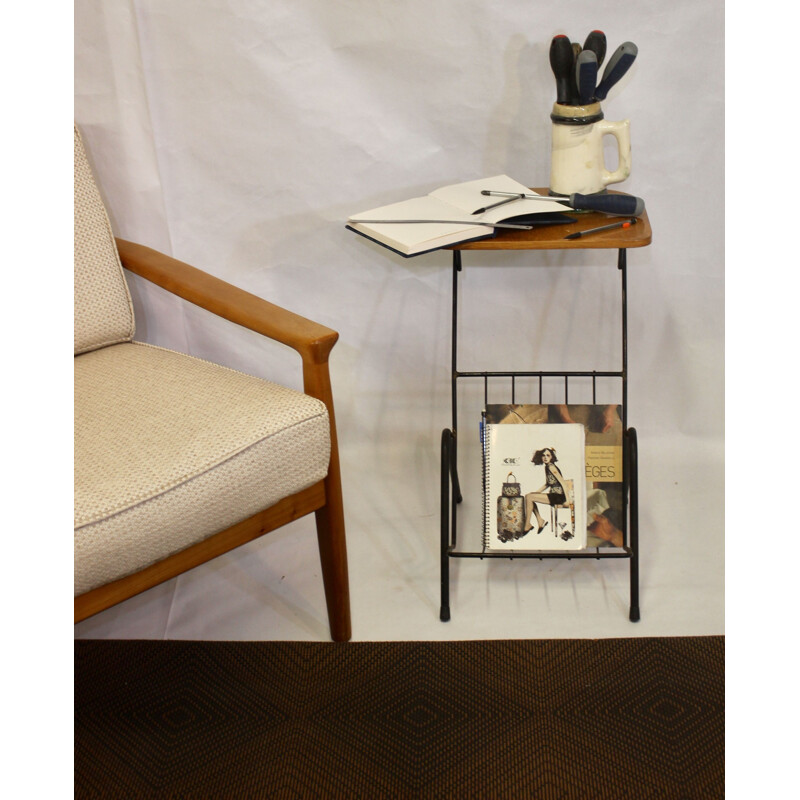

[595,41,638,100]
[575,50,598,105]
[480,189,645,217]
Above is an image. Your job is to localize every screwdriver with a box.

[575,49,598,104]
[550,35,576,104]
[582,30,607,68]
[480,190,645,217]
[595,41,638,100]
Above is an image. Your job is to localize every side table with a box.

[440,191,652,623]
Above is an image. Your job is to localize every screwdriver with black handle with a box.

[480,190,645,217]
[582,30,607,68]
[550,34,577,104]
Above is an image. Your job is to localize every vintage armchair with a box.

[74,126,351,641]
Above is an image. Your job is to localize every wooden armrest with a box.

[115,238,338,366]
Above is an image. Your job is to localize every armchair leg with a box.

[315,473,351,642]
[302,352,351,642]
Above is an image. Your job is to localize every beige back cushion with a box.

[74,126,135,355]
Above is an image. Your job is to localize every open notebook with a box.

[347,175,573,256]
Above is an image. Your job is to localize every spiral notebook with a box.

[482,414,587,552]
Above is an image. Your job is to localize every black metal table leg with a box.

[440,428,452,621]
[627,427,640,622]
[451,252,463,504]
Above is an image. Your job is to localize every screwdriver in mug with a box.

[582,30,607,68]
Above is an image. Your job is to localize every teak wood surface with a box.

[451,189,651,251]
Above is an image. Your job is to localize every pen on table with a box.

[349,219,533,230]
[564,218,637,240]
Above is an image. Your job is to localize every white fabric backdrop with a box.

[74,0,724,641]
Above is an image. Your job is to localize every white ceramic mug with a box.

[549,102,631,196]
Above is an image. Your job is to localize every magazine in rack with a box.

[482,413,587,552]
[483,404,625,549]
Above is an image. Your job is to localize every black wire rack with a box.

[439,248,640,623]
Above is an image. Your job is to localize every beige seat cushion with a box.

[74,341,331,595]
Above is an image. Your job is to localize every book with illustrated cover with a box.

[482,416,587,552]
[346,175,573,257]
[484,404,625,548]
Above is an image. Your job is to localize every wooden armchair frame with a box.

[74,239,351,642]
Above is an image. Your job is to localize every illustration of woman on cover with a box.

[524,447,568,535]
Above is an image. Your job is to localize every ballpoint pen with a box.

[564,218,637,239]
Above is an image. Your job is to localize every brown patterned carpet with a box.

[75,637,723,798]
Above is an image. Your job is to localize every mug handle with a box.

[598,118,631,187]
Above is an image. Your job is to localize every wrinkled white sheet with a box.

[74,0,724,641]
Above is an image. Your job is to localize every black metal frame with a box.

[439,248,640,623]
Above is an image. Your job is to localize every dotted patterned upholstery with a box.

[74,126,135,355]
[75,343,330,595]
[74,127,332,596]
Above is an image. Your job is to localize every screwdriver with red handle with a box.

[480,190,645,217]
[582,30,607,68]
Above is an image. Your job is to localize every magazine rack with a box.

[439,192,652,623]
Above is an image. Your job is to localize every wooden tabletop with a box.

[450,189,651,251]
